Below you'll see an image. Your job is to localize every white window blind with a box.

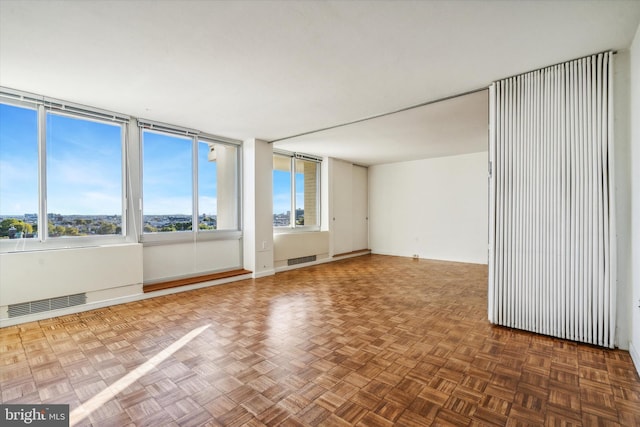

[488,52,616,348]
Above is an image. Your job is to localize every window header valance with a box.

[294,152,323,163]
[0,87,129,123]
[274,149,322,163]
[137,118,199,137]
[138,118,241,146]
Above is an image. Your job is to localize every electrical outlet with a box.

[412,254,419,259]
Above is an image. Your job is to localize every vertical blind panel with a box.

[488,52,615,348]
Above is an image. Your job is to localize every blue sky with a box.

[273,169,304,216]
[143,131,193,215]
[1,102,298,218]
[0,103,123,216]
[47,113,122,215]
[273,170,291,215]
[0,103,39,215]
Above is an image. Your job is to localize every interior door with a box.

[332,160,353,255]
[351,165,368,251]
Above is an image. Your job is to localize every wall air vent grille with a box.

[8,293,87,318]
[287,255,317,266]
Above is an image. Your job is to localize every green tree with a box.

[96,222,116,235]
[48,222,66,237]
[0,218,33,237]
[144,224,157,233]
[64,226,80,236]
[174,222,192,231]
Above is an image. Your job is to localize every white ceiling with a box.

[275,89,489,165]
[1,1,639,166]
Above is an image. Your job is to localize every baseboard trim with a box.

[253,269,275,279]
[630,341,640,378]
[0,290,147,328]
[275,256,333,273]
[0,273,252,328]
[333,249,371,258]
[143,269,251,293]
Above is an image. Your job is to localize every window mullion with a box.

[290,157,296,227]
[38,104,47,242]
[192,136,198,236]
[121,123,128,238]
[316,163,321,227]
[139,127,145,239]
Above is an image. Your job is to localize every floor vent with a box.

[288,255,317,266]
[8,293,87,318]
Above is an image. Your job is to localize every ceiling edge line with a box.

[268,86,488,144]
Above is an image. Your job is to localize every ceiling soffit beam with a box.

[269,87,489,144]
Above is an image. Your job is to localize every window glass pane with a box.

[295,169,304,225]
[46,112,123,237]
[198,141,238,231]
[295,159,318,226]
[143,130,192,233]
[0,103,39,239]
[273,155,291,227]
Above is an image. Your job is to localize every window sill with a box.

[273,227,322,235]
[141,230,242,246]
[0,236,133,253]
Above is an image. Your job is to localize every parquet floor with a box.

[1,255,639,426]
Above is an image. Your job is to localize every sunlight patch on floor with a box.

[69,324,211,426]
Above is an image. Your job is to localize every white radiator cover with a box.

[0,243,143,307]
[273,231,329,263]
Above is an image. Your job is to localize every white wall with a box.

[243,138,275,278]
[629,23,640,374]
[369,151,488,264]
[615,50,632,351]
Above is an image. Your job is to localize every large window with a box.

[0,94,127,249]
[46,112,123,236]
[273,152,320,229]
[141,124,239,238]
[199,140,238,231]
[273,154,292,227]
[142,131,193,233]
[1,88,242,251]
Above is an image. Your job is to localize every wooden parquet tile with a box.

[1,254,639,426]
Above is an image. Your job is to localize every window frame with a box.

[0,88,130,252]
[272,150,321,233]
[197,136,241,234]
[139,119,242,245]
